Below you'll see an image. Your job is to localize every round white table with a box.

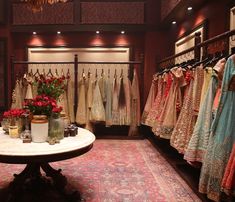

[0,127,95,201]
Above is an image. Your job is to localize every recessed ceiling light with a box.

[121,31,125,34]
[57,31,61,34]
[96,31,100,34]
[33,32,37,35]
[172,21,176,24]
[187,7,193,11]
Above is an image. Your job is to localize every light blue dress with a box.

[199,56,235,202]
[184,71,218,162]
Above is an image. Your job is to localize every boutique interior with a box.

[0,0,235,202]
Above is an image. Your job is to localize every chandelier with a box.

[21,0,68,12]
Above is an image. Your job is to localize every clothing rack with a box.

[158,29,235,70]
[11,55,143,120]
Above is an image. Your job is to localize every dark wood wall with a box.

[0,0,234,113]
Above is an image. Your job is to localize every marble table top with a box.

[0,127,95,163]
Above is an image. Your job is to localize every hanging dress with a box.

[221,143,235,197]
[67,76,75,123]
[118,76,127,125]
[124,76,131,125]
[141,76,158,125]
[11,80,23,109]
[199,56,235,202]
[105,75,112,127]
[91,79,106,122]
[184,60,226,163]
[145,76,164,127]
[128,68,141,136]
[152,72,173,135]
[98,73,107,104]
[112,76,120,125]
[170,69,195,153]
[76,77,87,125]
[153,67,185,139]
[199,67,213,108]
[85,74,93,131]
[25,74,34,100]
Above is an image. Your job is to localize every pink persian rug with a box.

[0,140,201,202]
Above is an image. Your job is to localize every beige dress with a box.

[153,67,185,139]
[91,79,106,122]
[85,75,93,131]
[141,76,158,125]
[67,77,75,123]
[11,80,23,109]
[128,68,141,136]
[112,76,120,125]
[76,77,87,125]
[170,66,204,154]
[25,74,33,100]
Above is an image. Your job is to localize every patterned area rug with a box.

[0,139,201,202]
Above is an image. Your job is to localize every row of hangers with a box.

[81,68,125,79]
[157,48,235,76]
[28,68,71,78]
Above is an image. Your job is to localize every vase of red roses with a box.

[25,95,58,143]
[2,109,25,138]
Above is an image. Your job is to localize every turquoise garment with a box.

[199,56,235,202]
[184,71,218,163]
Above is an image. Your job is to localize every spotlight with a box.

[121,31,125,34]
[96,31,100,34]
[172,21,176,25]
[57,31,61,34]
[187,7,193,11]
[33,32,37,35]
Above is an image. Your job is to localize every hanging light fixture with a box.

[21,0,68,13]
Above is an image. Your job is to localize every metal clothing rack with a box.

[158,29,235,70]
[11,55,143,118]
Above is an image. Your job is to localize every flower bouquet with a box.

[24,95,57,117]
[36,75,66,100]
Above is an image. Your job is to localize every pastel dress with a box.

[221,143,235,197]
[91,79,106,122]
[105,75,112,127]
[67,76,75,123]
[124,76,131,125]
[199,56,235,202]
[25,74,34,100]
[141,77,158,125]
[129,68,141,136]
[152,67,185,139]
[11,79,23,109]
[85,75,93,131]
[184,60,226,163]
[112,76,120,125]
[199,67,213,109]
[76,77,87,125]
[170,70,195,153]
[184,71,218,162]
[131,68,141,126]
[145,76,164,127]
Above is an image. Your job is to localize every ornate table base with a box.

[7,163,81,202]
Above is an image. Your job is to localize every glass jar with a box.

[49,113,64,140]
[9,117,19,138]
[1,118,10,133]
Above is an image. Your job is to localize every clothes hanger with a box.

[33,68,40,77]
[108,69,110,78]
[88,68,91,78]
[47,68,53,77]
[120,69,123,77]
[114,69,117,78]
